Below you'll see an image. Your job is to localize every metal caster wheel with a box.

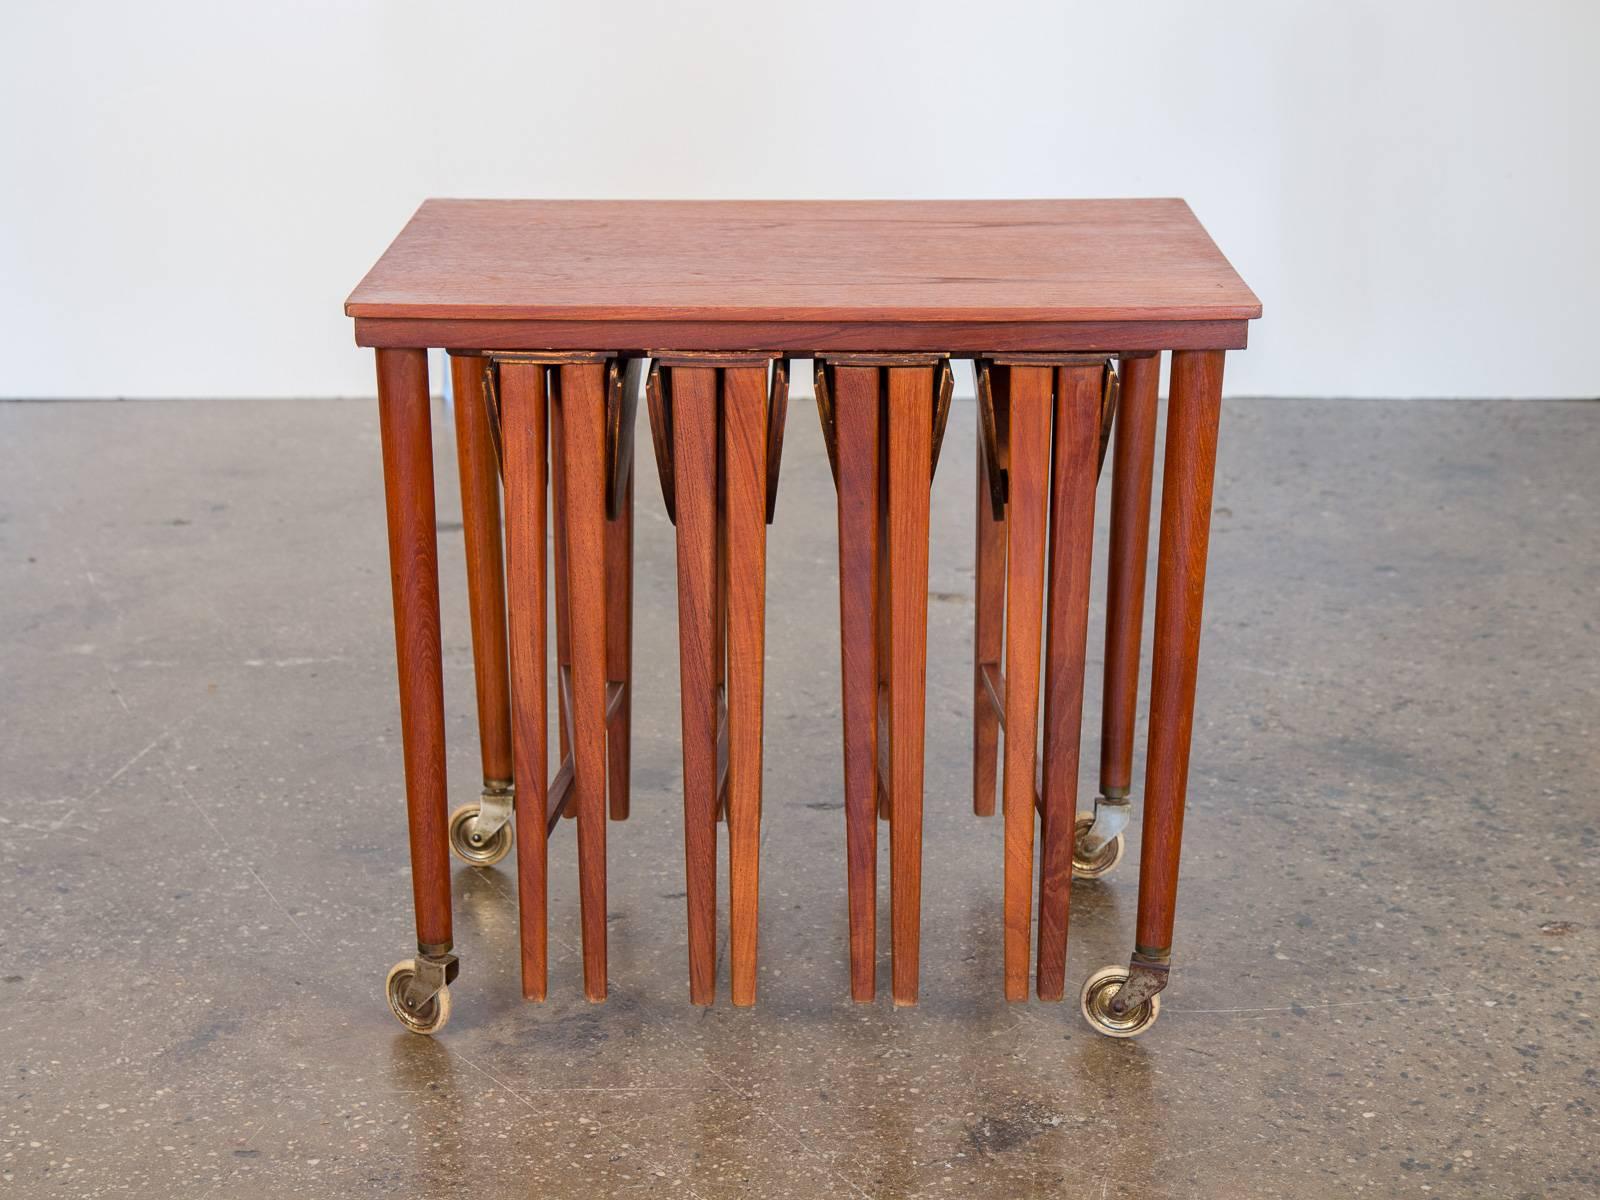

[1073,812,1125,879]
[1080,965,1161,1038]
[386,959,452,1035]
[448,802,512,867]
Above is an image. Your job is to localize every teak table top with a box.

[348,199,1260,354]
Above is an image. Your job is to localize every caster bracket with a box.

[402,951,459,1011]
[1109,955,1169,1017]
[472,781,514,840]
[1080,794,1131,857]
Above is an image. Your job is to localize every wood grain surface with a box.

[1034,365,1101,1001]
[449,355,512,788]
[671,367,721,1005]
[833,367,881,1002]
[348,199,1259,323]
[885,366,934,1006]
[499,360,550,1000]
[1136,350,1226,956]
[723,366,769,1007]
[557,363,611,1001]
[999,366,1051,1001]
[375,348,452,952]
[1100,354,1161,798]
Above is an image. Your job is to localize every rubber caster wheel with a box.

[1073,813,1125,880]
[448,802,512,867]
[1080,965,1160,1038]
[386,960,452,1035]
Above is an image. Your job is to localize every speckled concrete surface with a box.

[2,391,1596,1198]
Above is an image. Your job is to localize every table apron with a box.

[353,318,1248,354]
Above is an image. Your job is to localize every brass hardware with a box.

[1080,963,1162,1038]
[1072,803,1128,879]
[386,953,459,1036]
[447,780,514,868]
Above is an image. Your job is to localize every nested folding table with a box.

[346,198,1260,1037]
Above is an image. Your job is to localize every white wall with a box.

[2,0,1596,399]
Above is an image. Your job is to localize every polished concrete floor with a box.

[2,390,1597,1198]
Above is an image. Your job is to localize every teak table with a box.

[346,198,1261,1037]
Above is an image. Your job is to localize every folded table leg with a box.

[999,365,1051,1003]
[557,362,612,1002]
[671,366,722,1006]
[606,458,634,821]
[833,367,881,1002]
[1035,364,1101,1001]
[499,360,551,1001]
[972,410,1006,819]
[885,366,934,1006]
[724,365,770,1007]
[821,356,942,1005]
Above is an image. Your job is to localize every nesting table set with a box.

[345,199,1261,1038]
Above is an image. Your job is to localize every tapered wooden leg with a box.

[875,455,892,825]
[724,366,768,1007]
[886,366,933,1006]
[449,355,513,794]
[833,366,881,1002]
[375,349,452,954]
[716,463,729,696]
[672,367,720,1005]
[1100,354,1160,799]
[558,363,610,1001]
[1035,366,1101,1001]
[500,361,550,1000]
[973,426,1006,818]
[1135,350,1226,959]
[1000,366,1051,1001]
[606,459,634,820]
[550,383,575,793]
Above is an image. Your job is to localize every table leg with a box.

[606,458,634,821]
[973,422,1006,818]
[446,354,515,868]
[376,348,457,1035]
[1082,352,1161,882]
[875,403,892,826]
[551,380,574,797]
[557,362,611,1002]
[672,366,721,1005]
[1000,366,1051,1002]
[886,365,933,1006]
[833,365,881,1002]
[1081,348,1226,1038]
[500,361,551,1001]
[1035,365,1100,1000]
[724,365,769,1006]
